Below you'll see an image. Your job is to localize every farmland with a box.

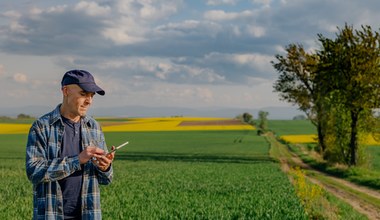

[266,120,380,218]
[369,147,380,170]
[268,120,316,136]
[0,117,372,219]
[0,117,309,219]
[268,120,380,172]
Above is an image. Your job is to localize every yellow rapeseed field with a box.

[360,134,380,145]
[0,123,31,134]
[281,134,380,145]
[281,135,317,144]
[0,117,254,134]
[102,117,254,132]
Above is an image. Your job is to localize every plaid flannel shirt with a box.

[26,105,113,220]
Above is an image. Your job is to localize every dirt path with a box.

[283,150,380,219]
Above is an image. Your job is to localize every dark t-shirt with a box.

[58,116,83,219]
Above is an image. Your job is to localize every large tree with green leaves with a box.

[271,44,328,152]
[317,24,380,165]
[272,24,380,166]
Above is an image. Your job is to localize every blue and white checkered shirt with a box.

[26,104,113,220]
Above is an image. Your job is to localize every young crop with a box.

[0,122,372,218]
[101,161,308,219]
[0,129,307,219]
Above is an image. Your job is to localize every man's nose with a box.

[85,95,93,104]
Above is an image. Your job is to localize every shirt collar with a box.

[49,104,91,126]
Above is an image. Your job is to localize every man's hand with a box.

[92,146,115,171]
[78,146,105,164]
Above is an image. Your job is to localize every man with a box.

[26,70,115,220]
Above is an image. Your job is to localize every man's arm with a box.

[93,133,114,185]
[25,123,81,184]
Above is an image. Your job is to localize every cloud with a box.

[1,0,380,111]
[2,10,22,19]
[115,0,181,20]
[230,53,272,71]
[2,0,380,58]
[102,0,183,45]
[172,52,274,84]
[102,17,148,45]
[7,89,30,99]
[2,10,27,35]
[90,56,226,84]
[153,85,214,103]
[0,4,109,55]
[55,51,272,86]
[74,1,111,16]
[0,64,4,77]
[155,20,222,38]
[128,81,282,109]
[204,10,254,21]
[252,0,272,6]
[246,24,266,37]
[206,0,238,6]
[13,72,27,83]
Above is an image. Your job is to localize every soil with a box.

[281,150,380,219]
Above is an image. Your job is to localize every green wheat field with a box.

[1,119,378,219]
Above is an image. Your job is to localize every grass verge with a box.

[266,132,368,219]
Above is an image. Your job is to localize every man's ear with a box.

[62,86,69,96]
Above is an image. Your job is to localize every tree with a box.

[317,24,380,165]
[243,112,253,123]
[17,113,33,119]
[293,115,307,120]
[272,44,328,153]
[236,112,255,125]
[272,24,380,166]
[258,111,269,132]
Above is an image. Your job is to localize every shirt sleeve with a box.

[94,132,113,185]
[25,122,82,185]
[96,165,113,185]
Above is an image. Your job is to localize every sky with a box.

[0,0,379,115]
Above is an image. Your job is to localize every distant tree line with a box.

[292,115,307,120]
[17,114,34,119]
[0,114,35,120]
[236,111,269,135]
[236,112,255,125]
[272,24,380,166]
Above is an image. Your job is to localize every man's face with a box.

[63,84,95,117]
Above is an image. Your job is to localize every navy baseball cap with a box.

[61,70,105,96]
